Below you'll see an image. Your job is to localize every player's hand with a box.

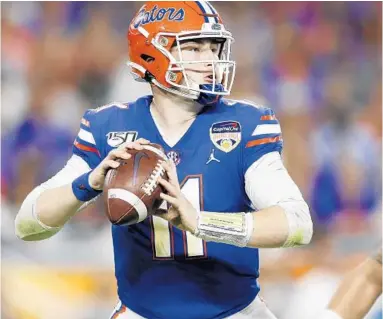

[89,138,150,190]
[157,161,198,233]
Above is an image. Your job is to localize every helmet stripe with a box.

[206,1,219,23]
[194,1,210,23]
[195,1,218,23]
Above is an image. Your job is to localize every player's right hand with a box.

[88,138,150,190]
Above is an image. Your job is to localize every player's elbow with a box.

[14,190,61,242]
[301,210,313,246]
[14,212,58,241]
[280,200,313,247]
[299,201,313,245]
[14,214,37,241]
[14,215,28,241]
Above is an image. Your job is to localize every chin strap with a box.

[196,84,224,105]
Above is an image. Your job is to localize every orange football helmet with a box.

[127,1,236,102]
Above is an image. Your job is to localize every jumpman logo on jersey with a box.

[206,148,220,164]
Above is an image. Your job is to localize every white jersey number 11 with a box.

[151,175,207,259]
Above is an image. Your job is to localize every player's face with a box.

[170,39,224,87]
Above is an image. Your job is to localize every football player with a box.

[317,250,382,319]
[15,2,313,318]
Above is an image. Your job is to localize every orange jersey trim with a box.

[260,115,276,121]
[74,140,99,155]
[245,136,282,148]
[111,305,127,319]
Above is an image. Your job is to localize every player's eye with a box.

[211,43,221,54]
[184,46,200,52]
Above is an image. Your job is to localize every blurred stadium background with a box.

[1,2,382,319]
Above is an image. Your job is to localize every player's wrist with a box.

[88,171,103,190]
[183,209,198,234]
[72,171,102,202]
[193,211,253,247]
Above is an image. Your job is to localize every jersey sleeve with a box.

[72,110,102,169]
[243,107,283,173]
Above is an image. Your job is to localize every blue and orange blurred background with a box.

[1,2,382,319]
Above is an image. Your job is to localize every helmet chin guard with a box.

[196,84,225,105]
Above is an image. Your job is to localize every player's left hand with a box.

[157,161,198,233]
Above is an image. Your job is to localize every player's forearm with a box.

[36,184,84,227]
[15,183,83,241]
[249,200,313,248]
[247,205,290,248]
[15,153,108,241]
[15,164,101,241]
[193,200,312,248]
[327,258,382,319]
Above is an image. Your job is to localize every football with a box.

[103,143,168,226]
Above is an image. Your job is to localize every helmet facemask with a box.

[129,23,236,103]
[165,33,236,100]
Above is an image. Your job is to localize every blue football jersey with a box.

[73,96,283,319]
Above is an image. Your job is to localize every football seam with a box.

[141,161,165,196]
[117,159,165,222]
[108,162,164,223]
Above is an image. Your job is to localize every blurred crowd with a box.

[1,2,382,319]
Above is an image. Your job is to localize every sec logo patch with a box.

[167,150,181,166]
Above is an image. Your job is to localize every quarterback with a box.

[15,2,313,318]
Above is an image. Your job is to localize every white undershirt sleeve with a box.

[244,151,313,247]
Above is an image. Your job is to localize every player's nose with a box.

[201,49,218,65]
